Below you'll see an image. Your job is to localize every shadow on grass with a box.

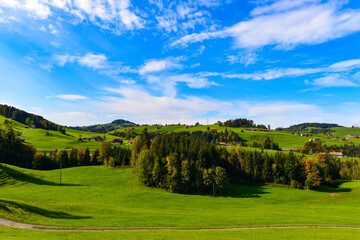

[0,199,91,219]
[0,165,84,186]
[222,184,269,198]
[314,180,352,193]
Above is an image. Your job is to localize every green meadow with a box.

[1,164,360,229]
[0,227,359,240]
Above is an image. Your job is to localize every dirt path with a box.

[1,218,360,232]
[19,129,25,137]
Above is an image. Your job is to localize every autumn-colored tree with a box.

[304,157,322,188]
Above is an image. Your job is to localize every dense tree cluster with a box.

[98,141,131,167]
[342,144,360,158]
[300,141,342,155]
[250,137,280,150]
[31,143,131,170]
[0,127,35,169]
[132,130,229,194]
[233,149,343,188]
[110,131,139,140]
[300,141,360,158]
[132,129,358,192]
[217,118,265,128]
[173,129,244,144]
[0,104,66,134]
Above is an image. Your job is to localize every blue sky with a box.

[1,0,360,127]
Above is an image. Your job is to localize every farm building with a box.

[91,136,104,142]
[318,152,344,158]
[78,137,89,141]
[309,138,320,142]
[244,129,257,132]
[111,139,123,144]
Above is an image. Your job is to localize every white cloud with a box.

[56,94,89,100]
[78,53,107,69]
[139,57,185,75]
[226,51,258,66]
[152,0,223,34]
[145,73,217,97]
[250,0,321,16]
[0,0,51,19]
[0,0,145,32]
[53,53,77,66]
[170,2,360,49]
[193,45,206,56]
[99,86,227,123]
[305,74,359,89]
[202,58,360,81]
[190,63,200,68]
[119,79,135,84]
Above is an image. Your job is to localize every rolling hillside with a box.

[0,115,121,151]
[0,163,359,230]
[109,124,360,149]
[69,119,136,133]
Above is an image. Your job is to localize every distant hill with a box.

[276,123,342,133]
[69,119,136,133]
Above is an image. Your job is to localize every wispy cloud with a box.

[0,0,145,32]
[151,1,222,34]
[226,51,258,66]
[139,57,185,75]
[170,1,360,49]
[52,52,136,80]
[99,86,226,122]
[55,95,89,101]
[199,58,360,81]
[304,74,360,91]
[145,73,218,97]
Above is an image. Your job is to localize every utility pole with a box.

[213,183,215,206]
[207,118,209,126]
[353,166,355,180]
[59,162,62,186]
[131,171,133,196]
[307,186,309,209]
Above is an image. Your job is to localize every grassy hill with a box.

[0,115,122,151]
[3,113,360,153]
[69,119,136,133]
[109,124,360,149]
[0,164,359,239]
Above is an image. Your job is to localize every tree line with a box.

[2,126,360,196]
[172,129,244,144]
[276,123,339,132]
[132,129,360,194]
[300,141,360,158]
[0,125,131,170]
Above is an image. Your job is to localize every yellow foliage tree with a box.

[304,157,322,188]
